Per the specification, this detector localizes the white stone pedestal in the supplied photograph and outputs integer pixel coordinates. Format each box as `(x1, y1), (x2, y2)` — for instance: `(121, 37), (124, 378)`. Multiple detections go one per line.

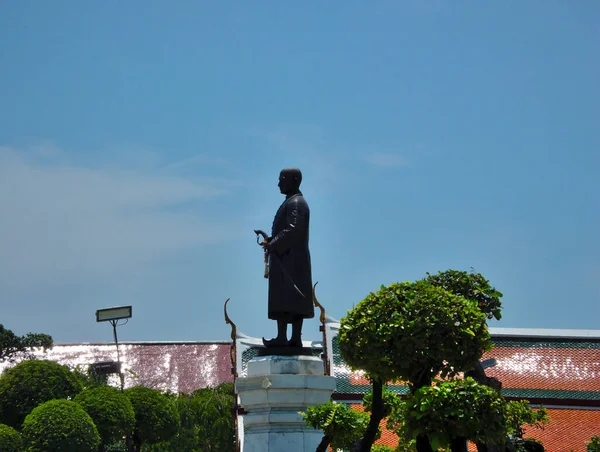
(235, 354), (337, 452)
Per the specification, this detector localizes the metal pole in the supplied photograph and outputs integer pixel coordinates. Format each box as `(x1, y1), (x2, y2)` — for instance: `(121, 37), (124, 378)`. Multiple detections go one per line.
(111, 320), (121, 363)
(111, 320), (124, 391)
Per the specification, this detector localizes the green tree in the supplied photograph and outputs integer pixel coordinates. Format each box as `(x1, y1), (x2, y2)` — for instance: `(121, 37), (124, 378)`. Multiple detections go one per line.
(0, 423), (22, 452)
(146, 382), (237, 452)
(402, 378), (506, 450)
(0, 324), (52, 363)
(301, 400), (370, 451)
(21, 399), (100, 452)
(74, 385), (136, 451)
(424, 269), (503, 321)
(125, 386), (180, 452)
(505, 400), (549, 439)
(339, 279), (491, 452)
(587, 436), (600, 452)
(0, 359), (83, 429)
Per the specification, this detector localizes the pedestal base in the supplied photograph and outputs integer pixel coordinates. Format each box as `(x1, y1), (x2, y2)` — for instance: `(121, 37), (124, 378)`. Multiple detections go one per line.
(235, 355), (336, 452)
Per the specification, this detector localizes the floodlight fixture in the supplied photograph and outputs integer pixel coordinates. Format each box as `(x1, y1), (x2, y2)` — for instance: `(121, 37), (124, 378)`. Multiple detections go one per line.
(95, 305), (132, 390)
(481, 358), (498, 369)
(90, 361), (121, 376)
(96, 306), (132, 323)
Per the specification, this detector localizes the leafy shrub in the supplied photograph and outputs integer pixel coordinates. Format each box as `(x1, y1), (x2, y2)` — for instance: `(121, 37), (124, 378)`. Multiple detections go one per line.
(339, 280), (491, 386)
(21, 399), (100, 452)
(587, 435), (600, 452)
(74, 385), (135, 449)
(0, 423), (22, 452)
(0, 359), (83, 428)
(403, 377), (507, 449)
(301, 400), (370, 450)
(363, 386), (404, 419)
(145, 382), (237, 452)
(371, 445), (394, 452)
(125, 386), (180, 450)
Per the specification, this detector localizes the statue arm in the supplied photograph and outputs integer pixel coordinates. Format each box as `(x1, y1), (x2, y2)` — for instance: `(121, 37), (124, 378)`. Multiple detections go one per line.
(267, 198), (306, 254)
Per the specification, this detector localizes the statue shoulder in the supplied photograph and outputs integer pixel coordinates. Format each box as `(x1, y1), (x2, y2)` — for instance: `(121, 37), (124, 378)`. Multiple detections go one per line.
(287, 194), (309, 210)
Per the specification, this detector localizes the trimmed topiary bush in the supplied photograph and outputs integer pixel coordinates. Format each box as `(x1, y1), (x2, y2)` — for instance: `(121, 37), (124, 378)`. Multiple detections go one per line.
(0, 359), (83, 429)
(340, 280), (491, 387)
(74, 385), (135, 451)
(0, 423), (22, 452)
(403, 377), (507, 449)
(424, 269), (503, 321)
(22, 399), (100, 452)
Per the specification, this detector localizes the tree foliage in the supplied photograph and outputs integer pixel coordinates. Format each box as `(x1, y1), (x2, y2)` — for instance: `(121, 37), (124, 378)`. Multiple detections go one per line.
(505, 400), (549, 439)
(337, 270), (514, 452)
(402, 377), (507, 449)
(186, 382), (236, 451)
(587, 436), (600, 452)
(424, 269), (503, 321)
(125, 386), (180, 451)
(301, 400), (370, 451)
(362, 386), (404, 420)
(339, 280), (491, 387)
(0, 324), (53, 363)
(371, 446), (395, 452)
(74, 385), (135, 450)
(21, 399), (100, 452)
(0, 359), (83, 428)
(0, 423), (22, 452)
(146, 382), (237, 452)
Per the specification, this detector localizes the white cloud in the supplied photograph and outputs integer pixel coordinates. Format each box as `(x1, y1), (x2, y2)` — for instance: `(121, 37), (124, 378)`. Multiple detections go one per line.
(0, 146), (234, 288)
(364, 152), (408, 168)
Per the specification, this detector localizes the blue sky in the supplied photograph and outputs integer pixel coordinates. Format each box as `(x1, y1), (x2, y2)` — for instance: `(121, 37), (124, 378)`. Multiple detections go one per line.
(1, 1), (598, 344)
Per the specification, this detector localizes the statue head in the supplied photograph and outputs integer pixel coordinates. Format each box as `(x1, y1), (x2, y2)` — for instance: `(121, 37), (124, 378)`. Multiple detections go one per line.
(278, 167), (302, 195)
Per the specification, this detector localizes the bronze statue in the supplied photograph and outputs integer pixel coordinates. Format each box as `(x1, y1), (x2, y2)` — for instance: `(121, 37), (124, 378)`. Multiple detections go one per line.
(254, 168), (314, 348)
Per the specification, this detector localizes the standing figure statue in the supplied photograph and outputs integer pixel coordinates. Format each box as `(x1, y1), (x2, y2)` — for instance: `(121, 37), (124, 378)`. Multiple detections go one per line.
(254, 168), (314, 348)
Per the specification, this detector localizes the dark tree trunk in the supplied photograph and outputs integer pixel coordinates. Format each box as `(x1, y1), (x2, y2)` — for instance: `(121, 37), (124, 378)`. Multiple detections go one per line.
(450, 437), (467, 452)
(316, 434), (331, 452)
(358, 378), (385, 452)
(125, 434), (134, 452)
(476, 442), (488, 452)
(349, 439), (361, 452)
(412, 373), (434, 452)
(416, 435), (434, 452)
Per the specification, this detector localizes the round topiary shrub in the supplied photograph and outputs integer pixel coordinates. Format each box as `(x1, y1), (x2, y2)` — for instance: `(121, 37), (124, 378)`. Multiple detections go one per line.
(74, 385), (135, 451)
(339, 280), (491, 387)
(22, 399), (100, 452)
(403, 377), (506, 449)
(0, 423), (22, 452)
(0, 359), (83, 428)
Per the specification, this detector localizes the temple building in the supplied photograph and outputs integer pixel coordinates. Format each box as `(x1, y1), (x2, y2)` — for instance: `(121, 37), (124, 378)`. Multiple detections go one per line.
(2, 319), (599, 451)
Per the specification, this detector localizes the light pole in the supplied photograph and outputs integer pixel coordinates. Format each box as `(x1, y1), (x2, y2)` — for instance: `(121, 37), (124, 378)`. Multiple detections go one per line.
(95, 305), (132, 390)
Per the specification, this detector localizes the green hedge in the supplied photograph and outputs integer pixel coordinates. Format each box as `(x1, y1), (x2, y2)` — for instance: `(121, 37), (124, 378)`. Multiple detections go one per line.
(22, 399), (100, 452)
(0, 359), (83, 428)
(0, 423), (22, 452)
(74, 385), (135, 447)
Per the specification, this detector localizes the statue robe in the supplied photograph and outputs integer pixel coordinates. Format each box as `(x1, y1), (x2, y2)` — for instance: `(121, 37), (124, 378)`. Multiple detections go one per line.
(267, 191), (314, 321)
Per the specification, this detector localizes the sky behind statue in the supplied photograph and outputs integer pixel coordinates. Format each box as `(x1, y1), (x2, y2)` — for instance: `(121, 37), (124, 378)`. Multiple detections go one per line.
(0, 1), (598, 343)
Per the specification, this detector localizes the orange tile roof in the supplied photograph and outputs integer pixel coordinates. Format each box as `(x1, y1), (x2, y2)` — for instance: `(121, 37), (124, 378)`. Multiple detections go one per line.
(350, 404), (600, 452)
(483, 347), (600, 392)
